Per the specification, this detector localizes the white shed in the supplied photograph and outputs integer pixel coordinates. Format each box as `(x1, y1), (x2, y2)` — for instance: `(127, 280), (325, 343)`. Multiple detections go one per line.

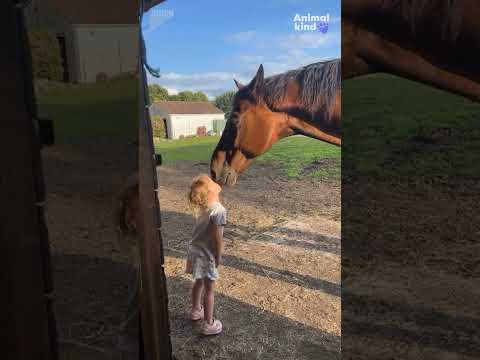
(151, 101), (226, 140)
(25, 0), (138, 83)
(73, 25), (138, 83)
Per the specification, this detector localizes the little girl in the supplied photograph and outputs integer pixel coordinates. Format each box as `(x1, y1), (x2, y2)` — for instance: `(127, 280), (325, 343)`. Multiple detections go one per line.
(186, 174), (226, 335)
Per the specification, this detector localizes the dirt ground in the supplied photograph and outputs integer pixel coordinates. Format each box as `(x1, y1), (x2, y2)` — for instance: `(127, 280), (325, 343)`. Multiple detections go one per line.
(42, 141), (140, 360)
(42, 142), (341, 360)
(158, 162), (341, 359)
(42, 140), (477, 360)
(342, 177), (480, 360)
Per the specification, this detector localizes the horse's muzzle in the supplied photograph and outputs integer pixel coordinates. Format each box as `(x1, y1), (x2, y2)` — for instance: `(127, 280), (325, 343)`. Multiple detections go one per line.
(211, 163), (237, 187)
(222, 167), (238, 187)
(211, 149), (240, 186)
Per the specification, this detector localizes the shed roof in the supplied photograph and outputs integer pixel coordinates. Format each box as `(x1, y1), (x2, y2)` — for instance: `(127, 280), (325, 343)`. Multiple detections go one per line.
(153, 101), (224, 115)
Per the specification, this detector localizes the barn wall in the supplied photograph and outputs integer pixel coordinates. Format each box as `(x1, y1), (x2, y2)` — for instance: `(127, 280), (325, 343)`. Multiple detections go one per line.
(24, 0), (69, 33)
(169, 114), (225, 139)
(5, 4), (57, 358)
(73, 25), (138, 83)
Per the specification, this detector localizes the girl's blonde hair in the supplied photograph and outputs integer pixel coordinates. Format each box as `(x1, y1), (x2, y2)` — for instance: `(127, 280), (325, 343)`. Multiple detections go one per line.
(188, 174), (210, 215)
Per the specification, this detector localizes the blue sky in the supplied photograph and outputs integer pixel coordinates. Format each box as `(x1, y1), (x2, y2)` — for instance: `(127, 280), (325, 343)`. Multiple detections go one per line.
(143, 0), (340, 99)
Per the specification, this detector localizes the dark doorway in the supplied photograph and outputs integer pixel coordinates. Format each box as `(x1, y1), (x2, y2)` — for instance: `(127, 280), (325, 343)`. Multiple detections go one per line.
(163, 118), (168, 139)
(56, 34), (69, 82)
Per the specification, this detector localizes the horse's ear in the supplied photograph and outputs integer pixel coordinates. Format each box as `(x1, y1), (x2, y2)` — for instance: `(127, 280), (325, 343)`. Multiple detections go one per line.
(248, 64), (265, 101)
(234, 79), (245, 90)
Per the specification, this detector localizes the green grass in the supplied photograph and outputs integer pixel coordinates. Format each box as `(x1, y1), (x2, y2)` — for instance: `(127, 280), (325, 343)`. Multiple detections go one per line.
(155, 136), (220, 164)
(257, 136), (340, 178)
(343, 74), (480, 179)
(36, 75), (138, 143)
(155, 135), (341, 179)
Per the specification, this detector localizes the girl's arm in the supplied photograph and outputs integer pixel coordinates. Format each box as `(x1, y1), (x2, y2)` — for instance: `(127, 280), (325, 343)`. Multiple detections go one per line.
(211, 224), (224, 267)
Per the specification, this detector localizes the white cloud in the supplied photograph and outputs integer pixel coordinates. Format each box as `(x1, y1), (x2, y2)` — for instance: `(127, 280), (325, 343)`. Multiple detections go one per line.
(225, 30), (257, 42)
(164, 86), (178, 95)
(236, 55), (265, 64)
(233, 30), (339, 76)
(149, 71), (241, 99)
(280, 31), (340, 49)
(235, 38), (337, 79)
(160, 72), (236, 82)
(258, 50), (333, 77)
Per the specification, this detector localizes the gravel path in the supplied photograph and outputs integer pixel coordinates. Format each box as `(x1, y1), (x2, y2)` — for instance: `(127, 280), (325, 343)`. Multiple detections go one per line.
(43, 142), (341, 360)
(157, 162), (341, 360)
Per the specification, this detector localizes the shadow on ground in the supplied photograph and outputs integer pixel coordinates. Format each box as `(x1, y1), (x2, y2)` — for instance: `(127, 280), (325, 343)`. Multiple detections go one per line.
(161, 210), (340, 256)
(52, 252), (138, 360)
(343, 292), (480, 358)
(166, 275), (340, 360)
(166, 249), (340, 297)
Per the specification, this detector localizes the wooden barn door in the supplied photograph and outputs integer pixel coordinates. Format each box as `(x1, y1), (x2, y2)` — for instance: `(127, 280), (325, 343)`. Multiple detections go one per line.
(2, 2), (58, 359)
(138, 0), (173, 356)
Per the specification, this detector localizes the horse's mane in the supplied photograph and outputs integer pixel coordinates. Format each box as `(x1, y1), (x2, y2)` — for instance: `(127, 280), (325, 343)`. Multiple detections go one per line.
(264, 59), (340, 113)
(381, 0), (464, 41)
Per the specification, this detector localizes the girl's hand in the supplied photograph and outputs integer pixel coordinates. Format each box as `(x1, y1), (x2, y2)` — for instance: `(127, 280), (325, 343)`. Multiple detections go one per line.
(215, 255), (221, 267)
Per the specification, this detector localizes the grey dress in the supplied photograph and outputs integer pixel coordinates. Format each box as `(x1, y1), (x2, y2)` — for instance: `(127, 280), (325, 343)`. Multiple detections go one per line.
(186, 202), (227, 280)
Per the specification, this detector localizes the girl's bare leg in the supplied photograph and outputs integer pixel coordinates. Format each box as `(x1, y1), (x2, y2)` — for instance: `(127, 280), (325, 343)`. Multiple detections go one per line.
(192, 278), (204, 310)
(203, 278), (215, 324)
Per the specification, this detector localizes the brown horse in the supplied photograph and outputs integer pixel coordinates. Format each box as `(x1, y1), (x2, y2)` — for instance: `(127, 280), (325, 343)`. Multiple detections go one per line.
(342, 0), (480, 101)
(210, 60), (341, 186)
(211, 1), (480, 186)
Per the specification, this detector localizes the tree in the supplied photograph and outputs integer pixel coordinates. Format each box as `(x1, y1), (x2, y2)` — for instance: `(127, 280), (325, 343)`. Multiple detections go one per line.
(148, 84), (169, 103)
(192, 91), (209, 101)
(169, 90), (209, 101)
(214, 91), (235, 119)
(29, 29), (64, 81)
(148, 86), (210, 102)
(173, 90), (194, 101)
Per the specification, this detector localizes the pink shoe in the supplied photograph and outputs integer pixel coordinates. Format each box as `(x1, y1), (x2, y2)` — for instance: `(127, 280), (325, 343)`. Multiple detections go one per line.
(201, 319), (222, 335)
(190, 306), (204, 321)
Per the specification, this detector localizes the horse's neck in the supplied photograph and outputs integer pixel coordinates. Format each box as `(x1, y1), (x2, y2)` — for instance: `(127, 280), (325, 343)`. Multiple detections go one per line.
(286, 114), (341, 146)
(270, 102), (340, 134)
(270, 110), (341, 146)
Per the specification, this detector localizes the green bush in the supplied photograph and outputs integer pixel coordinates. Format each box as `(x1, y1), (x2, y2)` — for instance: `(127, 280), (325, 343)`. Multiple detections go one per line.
(28, 29), (63, 81)
(152, 115), (167, 138)
(214, 91), (235, 119)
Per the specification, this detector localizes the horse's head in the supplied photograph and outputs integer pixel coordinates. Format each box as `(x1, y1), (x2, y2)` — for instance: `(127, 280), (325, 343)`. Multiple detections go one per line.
(211, 65), (290, 186)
